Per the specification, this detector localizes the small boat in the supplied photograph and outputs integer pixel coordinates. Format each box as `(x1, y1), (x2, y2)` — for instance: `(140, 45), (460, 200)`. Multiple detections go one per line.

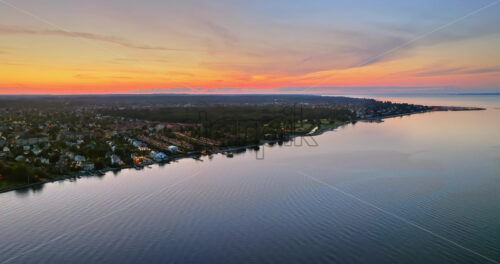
(227, 152), (234, 158)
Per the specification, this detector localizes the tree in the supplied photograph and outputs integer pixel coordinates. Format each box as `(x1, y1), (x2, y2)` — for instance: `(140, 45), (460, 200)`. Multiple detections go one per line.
(12, 164), (33, 183)
(94, 158), (106, 170)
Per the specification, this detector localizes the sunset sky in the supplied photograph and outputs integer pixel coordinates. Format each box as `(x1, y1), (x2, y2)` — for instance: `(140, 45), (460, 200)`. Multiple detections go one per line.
(0, 0), (499, 94)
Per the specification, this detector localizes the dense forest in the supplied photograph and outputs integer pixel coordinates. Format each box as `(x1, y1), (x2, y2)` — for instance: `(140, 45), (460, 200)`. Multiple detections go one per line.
(102, 106), (355, 124)
(103, 106), (356, 146)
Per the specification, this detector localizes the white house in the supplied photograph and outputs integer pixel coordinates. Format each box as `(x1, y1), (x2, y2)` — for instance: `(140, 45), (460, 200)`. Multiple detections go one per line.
(81, 162), (95, 171)
(74, 155), (86, 164)
(110, 154), (122, 165)
(168, 145), (179, 153)
(150, 151), (167, 162)
(32, 147), (43, 156)
(132, 140), (141, 147)
(138, 143), (148, 151)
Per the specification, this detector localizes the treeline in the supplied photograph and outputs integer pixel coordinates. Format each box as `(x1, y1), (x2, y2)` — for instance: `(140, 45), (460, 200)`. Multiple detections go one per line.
(107, 106), (356, 147)
(102, 106), (356, 124)
(0, 162), (51, 184)
(0, 95), (375, 109)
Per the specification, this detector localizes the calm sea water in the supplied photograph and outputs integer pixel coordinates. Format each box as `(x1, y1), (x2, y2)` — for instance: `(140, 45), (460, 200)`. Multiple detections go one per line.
(1, 95), (499, 264)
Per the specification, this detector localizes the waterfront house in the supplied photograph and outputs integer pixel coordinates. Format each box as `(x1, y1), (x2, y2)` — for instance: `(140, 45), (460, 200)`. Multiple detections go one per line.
(81, 162), (95, 171)
(110, 154), (122, 165)
(150, 151), (167, 162)
(132, 156), (143, 165)
(168, 145), (179, 153)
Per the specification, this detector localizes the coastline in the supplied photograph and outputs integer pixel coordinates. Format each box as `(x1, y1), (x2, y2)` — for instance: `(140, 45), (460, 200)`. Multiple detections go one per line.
(0, 106), (484, 194)
(0, 128), (337, 194)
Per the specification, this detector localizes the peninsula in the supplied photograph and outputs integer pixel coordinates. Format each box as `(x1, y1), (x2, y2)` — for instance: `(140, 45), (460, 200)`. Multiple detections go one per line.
(0, 95), (483, 192)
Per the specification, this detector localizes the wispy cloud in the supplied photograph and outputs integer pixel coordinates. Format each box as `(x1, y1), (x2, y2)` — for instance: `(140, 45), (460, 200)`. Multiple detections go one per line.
(0, 25), (179, 51)
(74, 74), (134, 80)
(198, 25), (415, 76)
(202, 21), (239, 45)
(415, 66), (500, 76)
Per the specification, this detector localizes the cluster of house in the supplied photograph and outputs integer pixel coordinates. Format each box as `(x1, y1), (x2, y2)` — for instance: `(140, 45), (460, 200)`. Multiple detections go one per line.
(0, 116), (184, 173)
(0, 133), (119, 172)
(50, 152), (96, 171)
(128, 139), (179, 165)
(0, 134), (51, 165)
(131, 150), (168, 165)
(126, 137), (150, 152)
(14, 135), (49, 147)
(148, 151), (168, 162)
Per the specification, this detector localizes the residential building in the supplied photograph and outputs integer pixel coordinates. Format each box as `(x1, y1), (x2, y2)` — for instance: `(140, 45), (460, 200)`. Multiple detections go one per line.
(15, 135), (49, 146)
(110, 154), (122, 165)
(81, 162), (95, 171)
(168, 145), (179, 153)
